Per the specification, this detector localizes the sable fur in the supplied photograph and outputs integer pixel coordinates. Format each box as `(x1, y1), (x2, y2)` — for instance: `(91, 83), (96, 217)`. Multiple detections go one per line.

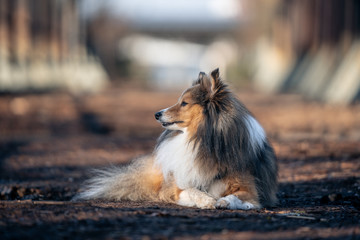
(73, 156), (181, 203)
(74, 68), (278, 209)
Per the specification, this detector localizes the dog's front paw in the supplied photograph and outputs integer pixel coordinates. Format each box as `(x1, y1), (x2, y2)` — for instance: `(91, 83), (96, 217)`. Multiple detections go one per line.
(178, 188), (216, 209)
(197, 196), (216, 209)
(215, 195), (257, 210)
(215, 198), (230, 209)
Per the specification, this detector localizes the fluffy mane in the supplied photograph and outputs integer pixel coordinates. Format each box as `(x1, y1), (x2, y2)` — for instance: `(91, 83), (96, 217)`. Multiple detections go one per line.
(191, 69), (252, 176)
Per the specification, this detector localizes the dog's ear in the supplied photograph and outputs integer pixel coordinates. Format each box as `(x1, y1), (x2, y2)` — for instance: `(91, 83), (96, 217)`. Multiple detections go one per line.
(198, 72), (206, 82)
(210, 68), (220, 93)
(198, 72), (212, 94)
(194, 71), (211, 90)
(193, 72), (206, 86)
(194, 69), (221, 97)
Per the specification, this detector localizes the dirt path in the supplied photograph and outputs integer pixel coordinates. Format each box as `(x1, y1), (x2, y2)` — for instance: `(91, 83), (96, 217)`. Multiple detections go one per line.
(0, 86), (359, 239)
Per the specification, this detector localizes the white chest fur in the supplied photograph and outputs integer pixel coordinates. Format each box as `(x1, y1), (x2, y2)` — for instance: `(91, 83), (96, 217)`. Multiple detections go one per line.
(155, 131), (208, 189)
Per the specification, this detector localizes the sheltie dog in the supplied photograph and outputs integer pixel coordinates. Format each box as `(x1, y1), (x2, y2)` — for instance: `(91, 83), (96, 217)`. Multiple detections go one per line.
(74, 68), (278, 210)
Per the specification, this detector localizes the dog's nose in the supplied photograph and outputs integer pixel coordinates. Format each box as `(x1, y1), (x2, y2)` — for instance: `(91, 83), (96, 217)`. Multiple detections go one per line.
(155, 111), (162, 120)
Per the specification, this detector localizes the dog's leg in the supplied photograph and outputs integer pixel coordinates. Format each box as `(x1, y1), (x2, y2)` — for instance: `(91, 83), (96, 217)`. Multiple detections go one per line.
(177, 188), (216, 209)
(215, 175), (261, 210)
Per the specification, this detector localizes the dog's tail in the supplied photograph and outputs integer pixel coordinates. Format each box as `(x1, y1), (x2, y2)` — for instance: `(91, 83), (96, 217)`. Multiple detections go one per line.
(254, 141), (278, 207)
(73, 155), (163, 201)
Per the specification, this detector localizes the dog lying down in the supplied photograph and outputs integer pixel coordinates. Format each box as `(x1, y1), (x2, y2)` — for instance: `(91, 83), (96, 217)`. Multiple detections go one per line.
(74, 68), (278, 210)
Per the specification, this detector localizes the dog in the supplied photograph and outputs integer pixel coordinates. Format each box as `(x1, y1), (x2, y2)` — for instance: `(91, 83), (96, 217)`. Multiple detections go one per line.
(74, 68), (278, 210)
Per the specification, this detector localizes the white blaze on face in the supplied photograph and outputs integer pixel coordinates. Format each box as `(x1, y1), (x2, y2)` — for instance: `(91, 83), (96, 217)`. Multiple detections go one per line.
(157, 108), (184, 131)
(158, 108), (169, 121)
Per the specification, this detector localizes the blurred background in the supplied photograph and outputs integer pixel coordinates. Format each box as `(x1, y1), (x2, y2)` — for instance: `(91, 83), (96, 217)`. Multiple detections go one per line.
(0, 2), (360, 236)
(1, 0), (359, 104)
(0, 1), (360, 225)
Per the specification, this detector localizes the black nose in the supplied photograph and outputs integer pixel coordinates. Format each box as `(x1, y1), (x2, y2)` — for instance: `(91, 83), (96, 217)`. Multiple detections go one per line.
(155, 111), (162, 120)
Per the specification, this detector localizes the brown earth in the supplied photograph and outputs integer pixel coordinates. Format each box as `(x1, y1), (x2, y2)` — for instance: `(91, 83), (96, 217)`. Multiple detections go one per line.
(0, 85), (359, 239)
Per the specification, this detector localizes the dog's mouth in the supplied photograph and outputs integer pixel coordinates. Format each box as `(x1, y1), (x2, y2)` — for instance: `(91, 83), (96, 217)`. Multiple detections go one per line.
(161, 121), (183, 127)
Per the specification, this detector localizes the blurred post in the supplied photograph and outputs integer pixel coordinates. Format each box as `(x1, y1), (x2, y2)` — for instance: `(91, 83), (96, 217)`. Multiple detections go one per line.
(0, 0), (107, 93)
(253, 0), (360, 104)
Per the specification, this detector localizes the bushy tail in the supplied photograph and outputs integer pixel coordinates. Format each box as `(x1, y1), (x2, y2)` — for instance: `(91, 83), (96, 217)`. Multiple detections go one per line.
(73, 156), (160, 201)
(255, 141), (278, 207)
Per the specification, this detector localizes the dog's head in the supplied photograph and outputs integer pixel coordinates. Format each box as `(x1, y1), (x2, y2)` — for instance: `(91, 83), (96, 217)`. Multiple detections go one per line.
(155, 68), (226, 133)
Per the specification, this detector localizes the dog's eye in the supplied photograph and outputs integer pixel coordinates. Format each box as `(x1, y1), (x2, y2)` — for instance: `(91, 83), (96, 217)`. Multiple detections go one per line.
(180, 101), (188, 107)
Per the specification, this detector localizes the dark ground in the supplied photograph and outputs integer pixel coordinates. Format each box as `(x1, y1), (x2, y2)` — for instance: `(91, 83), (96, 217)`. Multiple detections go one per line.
(0, 85), (359, 239)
